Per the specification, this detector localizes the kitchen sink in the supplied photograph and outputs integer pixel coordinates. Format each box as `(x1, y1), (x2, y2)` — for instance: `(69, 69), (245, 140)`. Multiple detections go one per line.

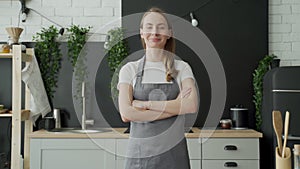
(50, 128), (111, 133)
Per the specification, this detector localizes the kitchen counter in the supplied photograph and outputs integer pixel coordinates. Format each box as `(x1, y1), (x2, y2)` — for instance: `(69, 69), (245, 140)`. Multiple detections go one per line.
(29, 127), (262, 139)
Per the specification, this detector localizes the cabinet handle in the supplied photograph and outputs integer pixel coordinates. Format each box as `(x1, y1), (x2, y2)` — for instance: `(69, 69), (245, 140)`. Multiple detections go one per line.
(224, 145), (237, 151)
(224, 162), (238, 167)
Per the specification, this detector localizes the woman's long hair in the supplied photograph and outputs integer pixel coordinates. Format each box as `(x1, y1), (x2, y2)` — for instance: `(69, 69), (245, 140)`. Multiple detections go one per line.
(140, 7), (178, 82)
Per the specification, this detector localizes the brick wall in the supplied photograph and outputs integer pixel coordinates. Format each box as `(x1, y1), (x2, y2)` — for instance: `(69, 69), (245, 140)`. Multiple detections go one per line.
(269, 0), (300, 66)
(0, 0), (121, 42)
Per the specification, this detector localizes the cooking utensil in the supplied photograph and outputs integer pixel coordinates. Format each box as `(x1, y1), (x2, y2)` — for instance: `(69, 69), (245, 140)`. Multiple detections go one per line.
(282, 111), (290, 158)
(273, 110), (283, 156)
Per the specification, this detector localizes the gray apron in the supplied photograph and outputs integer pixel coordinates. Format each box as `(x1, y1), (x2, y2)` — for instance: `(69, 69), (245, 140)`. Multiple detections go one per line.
(125, 56), (190, 169)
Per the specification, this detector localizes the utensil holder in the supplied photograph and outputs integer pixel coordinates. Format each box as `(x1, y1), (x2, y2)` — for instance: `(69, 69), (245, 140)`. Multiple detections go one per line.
(276, 147), (291, 169)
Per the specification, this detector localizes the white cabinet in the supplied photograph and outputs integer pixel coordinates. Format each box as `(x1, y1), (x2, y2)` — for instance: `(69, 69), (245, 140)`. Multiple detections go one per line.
(30, 138), (116, 169)
(202, 138), (260, 169)
(30, 132), (261, 169)
(187, 138), (202, 169)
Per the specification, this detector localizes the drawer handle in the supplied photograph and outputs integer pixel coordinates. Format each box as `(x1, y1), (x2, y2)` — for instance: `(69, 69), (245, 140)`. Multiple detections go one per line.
(224, 145), (237, 151)
(224, 162), (238, 167)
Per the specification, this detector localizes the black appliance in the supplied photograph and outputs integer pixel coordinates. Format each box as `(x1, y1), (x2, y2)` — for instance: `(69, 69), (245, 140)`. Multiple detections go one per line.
(261, 66), (300, 169)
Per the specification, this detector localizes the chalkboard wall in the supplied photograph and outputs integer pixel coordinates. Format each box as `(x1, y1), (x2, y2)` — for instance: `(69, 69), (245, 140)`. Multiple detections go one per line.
(0, 0), (268, 161)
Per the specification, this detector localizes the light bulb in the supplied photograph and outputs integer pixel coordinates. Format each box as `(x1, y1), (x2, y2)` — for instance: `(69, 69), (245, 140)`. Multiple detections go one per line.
(190, 12), (198, 27)
(21, 12), (27, 22)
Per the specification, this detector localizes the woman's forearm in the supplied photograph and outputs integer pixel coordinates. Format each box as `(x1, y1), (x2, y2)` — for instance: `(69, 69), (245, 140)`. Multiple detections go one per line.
(149, 97), (197, 115)
(121, 105), (175, 122)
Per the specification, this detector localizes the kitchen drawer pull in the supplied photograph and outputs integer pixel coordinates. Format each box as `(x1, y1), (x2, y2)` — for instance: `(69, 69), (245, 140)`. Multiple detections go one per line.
(224, 162), (238, 167)
(224, 145), (237, 151)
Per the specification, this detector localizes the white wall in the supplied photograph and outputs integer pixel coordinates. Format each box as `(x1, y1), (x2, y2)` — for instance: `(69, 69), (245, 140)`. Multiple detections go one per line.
(269, 0), (300, 66)
(0, 0), (121, 42)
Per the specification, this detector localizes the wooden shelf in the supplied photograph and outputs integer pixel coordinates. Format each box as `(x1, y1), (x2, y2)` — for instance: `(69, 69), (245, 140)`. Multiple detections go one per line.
(0, 114), (12, 117)
(0, 52), (32, 62)
(0, 110), (30, 120)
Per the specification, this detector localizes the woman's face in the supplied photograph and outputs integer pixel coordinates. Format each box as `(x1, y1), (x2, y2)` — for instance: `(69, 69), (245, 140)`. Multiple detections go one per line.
(140, 12), (171, 49)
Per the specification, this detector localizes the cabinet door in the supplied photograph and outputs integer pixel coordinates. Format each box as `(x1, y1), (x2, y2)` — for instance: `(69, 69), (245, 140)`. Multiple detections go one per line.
(187, 138), (202, 159)
(30, 138), (116, 169)
(116, 139), (128, 169)
(202, 138), (259, 159)
(202, 160), (259, 169)
(190, 160), (201, 169)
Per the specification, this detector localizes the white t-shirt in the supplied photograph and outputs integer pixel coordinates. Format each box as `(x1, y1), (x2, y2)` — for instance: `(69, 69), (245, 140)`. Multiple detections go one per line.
(118, 58), (195, 90)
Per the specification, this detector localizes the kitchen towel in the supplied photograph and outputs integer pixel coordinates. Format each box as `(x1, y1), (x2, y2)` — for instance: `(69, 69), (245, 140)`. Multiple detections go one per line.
(21, 52), (51, 124)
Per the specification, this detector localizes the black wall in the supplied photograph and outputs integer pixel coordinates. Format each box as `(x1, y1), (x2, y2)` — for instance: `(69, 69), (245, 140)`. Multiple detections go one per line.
(122, 0), (268, 127)
(0, 0), (268, 161)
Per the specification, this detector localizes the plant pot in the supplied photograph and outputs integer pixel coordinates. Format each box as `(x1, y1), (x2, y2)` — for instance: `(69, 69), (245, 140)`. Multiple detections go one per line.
(271, 59), (280, 69)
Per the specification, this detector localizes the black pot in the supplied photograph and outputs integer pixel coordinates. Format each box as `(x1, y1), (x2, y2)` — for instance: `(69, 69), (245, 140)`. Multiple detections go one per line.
(230, 105), (248, 129)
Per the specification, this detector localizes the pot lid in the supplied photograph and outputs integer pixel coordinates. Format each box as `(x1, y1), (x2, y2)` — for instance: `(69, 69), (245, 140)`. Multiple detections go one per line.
(230, 104), (248, 111)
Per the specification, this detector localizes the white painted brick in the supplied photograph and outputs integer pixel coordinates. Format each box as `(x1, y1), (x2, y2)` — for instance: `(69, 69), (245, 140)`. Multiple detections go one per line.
(280, 60), (292, 66)
(292, 24), (300, 32)
(84, 7), (113, 16)
(27, 0), (42, 8)
(102, 0), (120, 8)
(0, 17), (12, 25)
(269, 33), (282, 42)
(291, 60), (300, 66)
(0, 8), (20, 16)
(12, 15), (42, 26)
(25, 25), (43, 35)
(282, 33), (300, 41)
(292, 42), (300, 51)
(42, 17), (72, 27)
(282, 14), (300, 23)
(11, 1), (21, 8)
(73, 16), (119, 26)
(114, 8), (121, 17)
(281, 51), (300, 59)
(269, 15), (282, 23)
(282, 0), (300, 4)
(21, 34), (36, 42)
(292, 5), (300, 13)
(269, 5), (291, 14)
(270, 42), (292, 51)
(0, 35), (8, 41)
(270, 24), (292, 33)
(30, 8), (55, 17)
(269, 51), (283, 57)
(55, 8), (83, 16)
(0, 1), (11, 7)
(42, 0), (71, 7)
(269, 0), (282, 5)
(72, 0), (100, 7)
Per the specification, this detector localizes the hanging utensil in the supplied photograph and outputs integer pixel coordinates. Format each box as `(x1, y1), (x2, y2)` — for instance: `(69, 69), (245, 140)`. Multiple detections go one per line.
(282, 111), (290, 158)
(273, 110), (283, 156)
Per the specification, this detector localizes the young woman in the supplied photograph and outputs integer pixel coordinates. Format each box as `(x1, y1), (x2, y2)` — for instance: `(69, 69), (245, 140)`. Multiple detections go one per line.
(118, 7), (198, 169)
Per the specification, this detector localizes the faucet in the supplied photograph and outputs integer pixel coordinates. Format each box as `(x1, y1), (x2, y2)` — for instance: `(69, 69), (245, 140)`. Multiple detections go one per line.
(82, 82), (94, 130)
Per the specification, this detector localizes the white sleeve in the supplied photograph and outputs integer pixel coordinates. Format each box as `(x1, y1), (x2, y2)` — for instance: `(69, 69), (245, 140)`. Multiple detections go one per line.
(180, 62), (195, 82)
(117, 63), (134, 89)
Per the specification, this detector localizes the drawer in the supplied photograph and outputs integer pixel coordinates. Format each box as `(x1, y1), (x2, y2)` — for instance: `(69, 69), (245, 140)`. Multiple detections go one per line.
(116, 139), (128, 157)
(202, 160), (259, 169)
(187, 138), (202, 159)
(202, 138), (259, 159)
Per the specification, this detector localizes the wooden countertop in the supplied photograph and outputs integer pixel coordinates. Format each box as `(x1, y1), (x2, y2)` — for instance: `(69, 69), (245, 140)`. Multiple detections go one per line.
(29, 128), (262, 139)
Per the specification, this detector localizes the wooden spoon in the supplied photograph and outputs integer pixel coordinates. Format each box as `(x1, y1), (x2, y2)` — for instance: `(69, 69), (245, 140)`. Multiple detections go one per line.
(273, 110), (283, 157)
(282, 111), (290, 158)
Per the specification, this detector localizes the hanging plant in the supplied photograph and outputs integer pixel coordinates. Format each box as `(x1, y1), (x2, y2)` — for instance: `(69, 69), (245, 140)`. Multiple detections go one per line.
(67, 25), (91, 67)
(67, 25), (91, 100)
(33, 25), (62, 100)
(105, 27), (129, 100)
(253, 54), (277, 131)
